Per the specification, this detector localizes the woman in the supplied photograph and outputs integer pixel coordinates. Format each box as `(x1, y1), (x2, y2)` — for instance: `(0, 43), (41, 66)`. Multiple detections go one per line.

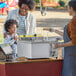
(57, 1), (76, 76)
(44, 1), (76, 76)
(4, 0), (36, 35)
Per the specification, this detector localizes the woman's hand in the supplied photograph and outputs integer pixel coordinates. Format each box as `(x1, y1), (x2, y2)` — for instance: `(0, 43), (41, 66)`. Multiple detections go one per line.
(43, 28), (53, 32)
(54, 43), (60, 49)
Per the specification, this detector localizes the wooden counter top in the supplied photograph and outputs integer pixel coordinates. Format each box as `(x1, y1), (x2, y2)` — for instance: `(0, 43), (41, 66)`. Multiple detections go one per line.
(0, 58), (63, 64)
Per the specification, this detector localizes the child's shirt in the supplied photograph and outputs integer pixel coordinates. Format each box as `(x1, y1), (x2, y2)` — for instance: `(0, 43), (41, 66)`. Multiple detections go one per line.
(4, 33), (18, 58)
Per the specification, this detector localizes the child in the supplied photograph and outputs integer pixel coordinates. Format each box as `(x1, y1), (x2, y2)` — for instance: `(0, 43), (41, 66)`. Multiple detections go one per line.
(4, 19), (18, 59)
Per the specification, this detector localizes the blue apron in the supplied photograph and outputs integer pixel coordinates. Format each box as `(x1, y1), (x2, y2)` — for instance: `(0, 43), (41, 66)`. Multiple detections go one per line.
(62, 25), (76, 76)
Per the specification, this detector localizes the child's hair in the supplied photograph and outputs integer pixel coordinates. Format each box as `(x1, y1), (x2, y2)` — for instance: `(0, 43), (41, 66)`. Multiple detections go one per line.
(4, 19), (18, 32)
(68, 0), (76, 11)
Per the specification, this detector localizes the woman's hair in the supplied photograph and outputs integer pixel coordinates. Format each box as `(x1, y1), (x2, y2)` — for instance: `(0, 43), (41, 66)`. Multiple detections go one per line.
(68, 0), (76, 11)
(4, 19), (18, 32)
(18, 0), (35, 10)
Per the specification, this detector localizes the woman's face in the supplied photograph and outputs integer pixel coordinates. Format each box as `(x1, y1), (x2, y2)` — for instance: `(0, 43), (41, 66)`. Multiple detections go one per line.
(19, 4), (29, 16)
(68, 6), (73, 16)
(8, 24), (17, 34)
(68, 6), (75, 16)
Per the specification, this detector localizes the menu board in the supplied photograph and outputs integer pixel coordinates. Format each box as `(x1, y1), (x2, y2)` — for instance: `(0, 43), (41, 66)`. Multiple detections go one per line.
(0, 44), (13, 55)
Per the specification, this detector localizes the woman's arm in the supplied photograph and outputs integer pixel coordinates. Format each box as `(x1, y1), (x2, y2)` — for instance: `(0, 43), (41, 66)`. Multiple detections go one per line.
(6, 10), (14, 20)
(55, 29), (63, 36)
(30, 14), (36, 35)
(32, 15), (36, 34)
(55, 41), (74, 48)
(43, 28), (63, 36)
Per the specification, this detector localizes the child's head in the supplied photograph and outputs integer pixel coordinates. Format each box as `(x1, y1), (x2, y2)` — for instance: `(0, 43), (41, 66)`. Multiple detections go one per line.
(5, 19), (18, 34)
